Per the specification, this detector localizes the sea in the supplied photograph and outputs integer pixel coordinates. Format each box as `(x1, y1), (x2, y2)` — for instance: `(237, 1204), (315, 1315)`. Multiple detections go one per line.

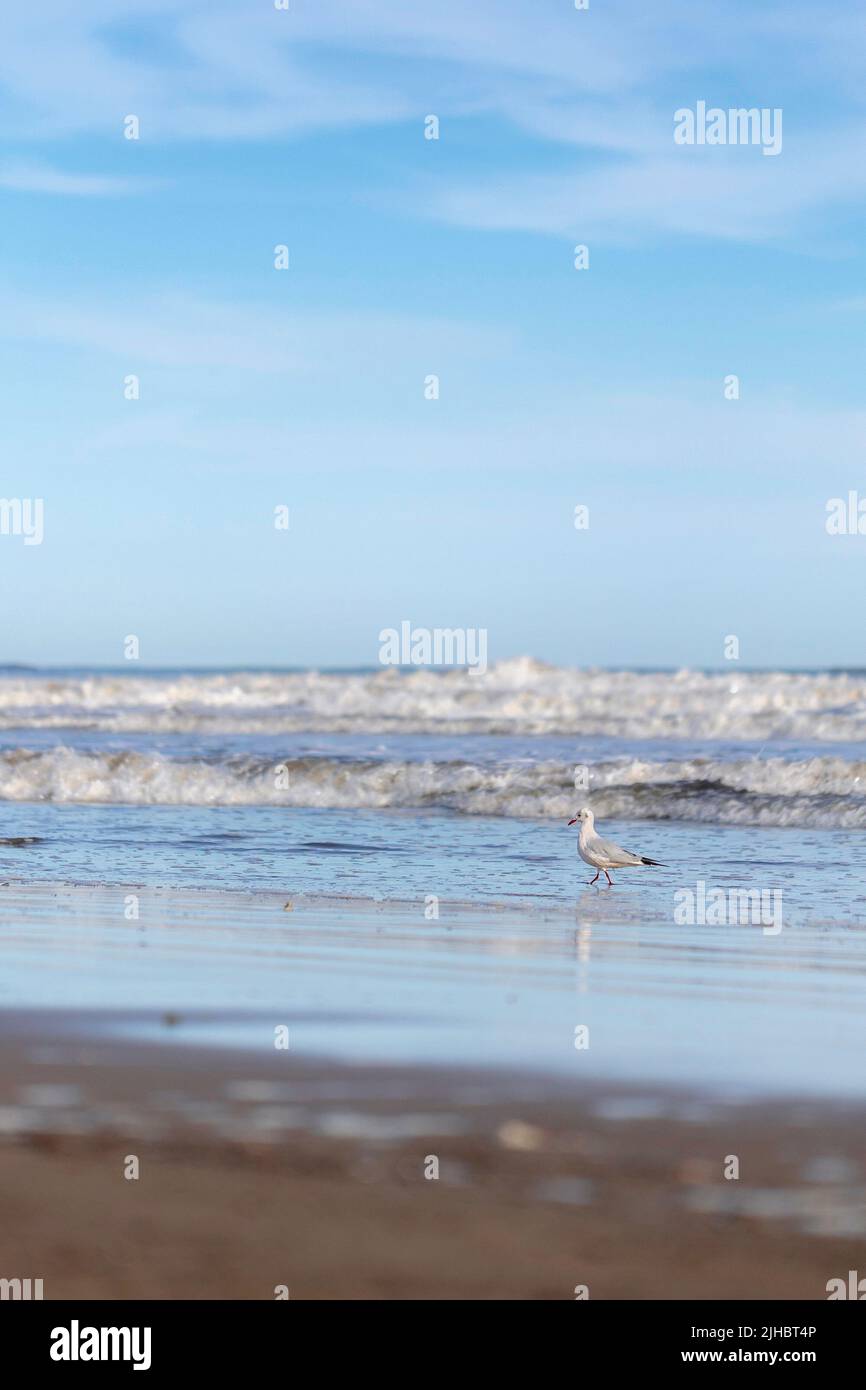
(1, 660), (865, 1100)
(2, 660), (866, 882)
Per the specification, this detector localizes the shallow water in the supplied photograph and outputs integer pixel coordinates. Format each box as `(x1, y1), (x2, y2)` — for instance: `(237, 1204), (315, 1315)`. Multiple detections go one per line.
(1, 819), (866, 1101)
(3, 801), (866, 913)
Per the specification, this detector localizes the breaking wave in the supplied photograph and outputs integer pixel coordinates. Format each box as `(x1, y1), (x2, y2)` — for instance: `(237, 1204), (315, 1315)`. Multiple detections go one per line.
(2, 747), (865, 827)
(2, 660), (866, 740)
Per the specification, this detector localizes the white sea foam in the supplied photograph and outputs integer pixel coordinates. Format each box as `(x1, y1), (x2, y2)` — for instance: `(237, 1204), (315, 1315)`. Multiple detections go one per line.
(1, 747), (864, 826)
(2, 660), (866, 740)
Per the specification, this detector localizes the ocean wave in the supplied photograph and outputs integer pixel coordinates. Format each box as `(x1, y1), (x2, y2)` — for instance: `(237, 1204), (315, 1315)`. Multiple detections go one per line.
(1, 747), (864, 827)
(1, 661), (866, 741)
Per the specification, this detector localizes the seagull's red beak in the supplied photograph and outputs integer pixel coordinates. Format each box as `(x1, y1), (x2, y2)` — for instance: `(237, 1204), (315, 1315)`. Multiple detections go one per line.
(567, 817), (578, 825)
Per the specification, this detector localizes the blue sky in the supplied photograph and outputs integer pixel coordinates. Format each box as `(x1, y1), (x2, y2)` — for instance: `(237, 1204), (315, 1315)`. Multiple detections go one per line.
(1, 0), (865, 669)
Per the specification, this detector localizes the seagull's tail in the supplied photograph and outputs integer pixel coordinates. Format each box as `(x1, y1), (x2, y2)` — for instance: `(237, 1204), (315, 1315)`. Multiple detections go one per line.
(641, 857), (665, 866)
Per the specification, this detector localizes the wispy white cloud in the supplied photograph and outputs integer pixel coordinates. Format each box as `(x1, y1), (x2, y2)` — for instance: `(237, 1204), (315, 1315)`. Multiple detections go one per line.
(44, 383), (866, 495)
(1, 0), (864, 241)
(419, 120), (866, 246)
(0, 1), (856, 141)
(0, 160), (154, 195)
(0, 287), (515, 373)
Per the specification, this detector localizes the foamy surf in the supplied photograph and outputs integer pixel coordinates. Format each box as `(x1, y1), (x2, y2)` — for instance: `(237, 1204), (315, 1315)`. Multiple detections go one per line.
(1, 747), (864, 826)
(3, 661), (866, 740)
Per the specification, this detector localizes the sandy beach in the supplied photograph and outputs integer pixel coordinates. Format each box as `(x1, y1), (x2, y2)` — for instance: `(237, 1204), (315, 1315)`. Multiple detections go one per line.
(2, 884), (865, 1300)
(3, 1016), (865, 1300)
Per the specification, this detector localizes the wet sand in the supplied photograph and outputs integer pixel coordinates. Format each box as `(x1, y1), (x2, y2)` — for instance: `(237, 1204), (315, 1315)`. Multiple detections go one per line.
(1, 1013), (865, 1299)
(1, 883), (865, 1299)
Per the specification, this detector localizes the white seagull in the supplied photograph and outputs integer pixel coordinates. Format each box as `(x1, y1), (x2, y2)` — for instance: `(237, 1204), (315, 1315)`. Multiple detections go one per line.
(567, 807), (664, 885)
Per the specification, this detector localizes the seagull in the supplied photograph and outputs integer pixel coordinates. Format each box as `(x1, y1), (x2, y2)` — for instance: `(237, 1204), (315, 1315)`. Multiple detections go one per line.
(567, 807), (664, 885)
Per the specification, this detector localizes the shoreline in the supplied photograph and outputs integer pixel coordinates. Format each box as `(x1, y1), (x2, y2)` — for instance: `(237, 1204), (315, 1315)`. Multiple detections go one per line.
(2, 878), (865, 1098)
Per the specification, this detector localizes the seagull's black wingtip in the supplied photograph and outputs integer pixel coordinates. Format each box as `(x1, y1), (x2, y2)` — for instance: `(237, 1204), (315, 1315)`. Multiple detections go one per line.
(641, 857), (665, 866)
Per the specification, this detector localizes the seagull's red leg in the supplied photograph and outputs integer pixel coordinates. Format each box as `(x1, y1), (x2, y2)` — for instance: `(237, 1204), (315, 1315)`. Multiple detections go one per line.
(589, 871), (600, 884)
(604, 870), (613, 885)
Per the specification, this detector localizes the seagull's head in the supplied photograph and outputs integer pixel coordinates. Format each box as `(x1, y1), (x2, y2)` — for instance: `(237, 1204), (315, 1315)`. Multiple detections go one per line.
(568, 807), (593, 827)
